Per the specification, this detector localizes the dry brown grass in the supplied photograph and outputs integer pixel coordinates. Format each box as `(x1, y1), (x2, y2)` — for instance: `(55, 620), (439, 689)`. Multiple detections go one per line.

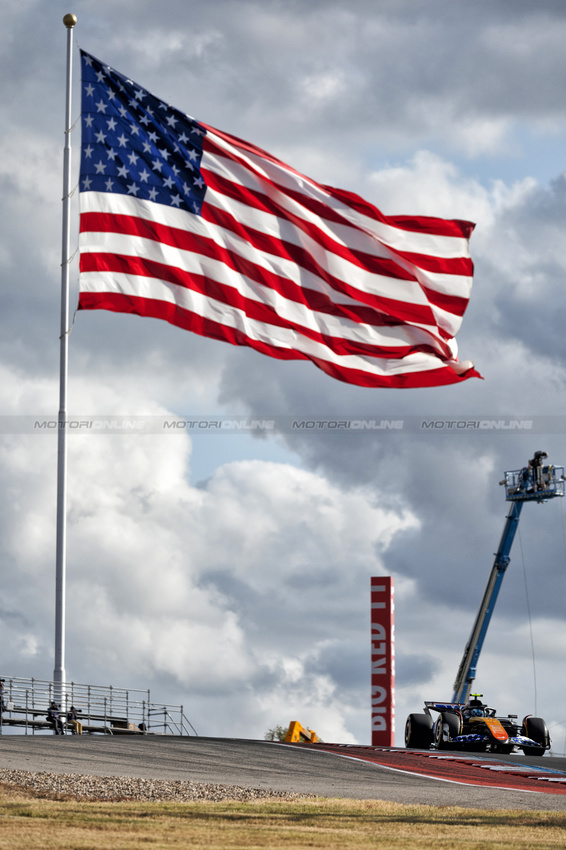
(1, 783), (566, 849)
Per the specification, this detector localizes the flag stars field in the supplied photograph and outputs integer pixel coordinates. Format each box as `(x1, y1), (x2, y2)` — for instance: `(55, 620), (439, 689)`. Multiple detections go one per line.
(80, 51), (206, 214)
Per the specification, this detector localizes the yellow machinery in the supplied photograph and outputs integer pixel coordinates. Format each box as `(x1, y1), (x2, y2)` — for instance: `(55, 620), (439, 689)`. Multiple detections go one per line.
(284, 721), (319, 743)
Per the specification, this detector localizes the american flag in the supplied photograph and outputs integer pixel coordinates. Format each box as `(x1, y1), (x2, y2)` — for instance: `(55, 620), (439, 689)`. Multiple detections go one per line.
(79, 50), (480, 388)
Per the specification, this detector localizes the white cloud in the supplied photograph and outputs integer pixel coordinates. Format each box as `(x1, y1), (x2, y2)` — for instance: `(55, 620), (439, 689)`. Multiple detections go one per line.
(368, 150), (536, 227)
(299, 70), (348, 104)
(0, 365), (420, 740)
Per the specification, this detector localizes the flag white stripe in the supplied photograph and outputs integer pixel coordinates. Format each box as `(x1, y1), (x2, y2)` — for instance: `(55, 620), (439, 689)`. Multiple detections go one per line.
(80, 230), (452, 355)
(206, 130), (472, 259)
(81, 191), (465, 340)
(203, 155), (474, 305)
(204, 186), (431, 301)
(204, 185), (470, 336)
(81, 192), (435, 311)
(80, 269), (455, 377)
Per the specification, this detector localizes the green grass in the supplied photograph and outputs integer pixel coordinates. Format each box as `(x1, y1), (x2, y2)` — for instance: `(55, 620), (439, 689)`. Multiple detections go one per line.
(1, 785), (566, 849)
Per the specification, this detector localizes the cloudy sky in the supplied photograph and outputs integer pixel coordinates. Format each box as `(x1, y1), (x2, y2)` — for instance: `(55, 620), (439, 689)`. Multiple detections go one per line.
(3, 0), (566, 749)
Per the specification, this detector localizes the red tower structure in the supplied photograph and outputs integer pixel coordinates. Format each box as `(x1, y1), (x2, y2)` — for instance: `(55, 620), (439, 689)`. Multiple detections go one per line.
(371, 577), (395, 746)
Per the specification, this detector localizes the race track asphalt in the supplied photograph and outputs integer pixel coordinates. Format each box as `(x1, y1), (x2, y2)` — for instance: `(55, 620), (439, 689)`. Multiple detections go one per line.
(1, 735), (565, 812)
(0, 735), (566, 811)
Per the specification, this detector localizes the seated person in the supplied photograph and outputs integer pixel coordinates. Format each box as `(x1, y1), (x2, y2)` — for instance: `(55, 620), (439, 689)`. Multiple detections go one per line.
(67, 706), (83, 735)
(47, 701), (65, 735)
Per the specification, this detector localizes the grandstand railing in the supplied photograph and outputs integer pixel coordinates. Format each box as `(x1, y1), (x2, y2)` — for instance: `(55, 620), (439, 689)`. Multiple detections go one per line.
(0, 675), (197, 736)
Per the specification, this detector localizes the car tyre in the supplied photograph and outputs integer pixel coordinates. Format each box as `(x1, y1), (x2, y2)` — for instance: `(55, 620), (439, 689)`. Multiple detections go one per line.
(522, 716), (550, 757)
(405, 713), (433, 749)
(434, 712), (460, 750)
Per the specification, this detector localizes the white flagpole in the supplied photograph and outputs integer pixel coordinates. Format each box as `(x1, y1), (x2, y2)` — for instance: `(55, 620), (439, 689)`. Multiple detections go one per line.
(54, 13), (77, 697)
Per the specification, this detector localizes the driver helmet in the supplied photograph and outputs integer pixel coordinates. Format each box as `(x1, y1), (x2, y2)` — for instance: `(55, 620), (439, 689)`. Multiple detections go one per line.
(470, 707), (485, 717)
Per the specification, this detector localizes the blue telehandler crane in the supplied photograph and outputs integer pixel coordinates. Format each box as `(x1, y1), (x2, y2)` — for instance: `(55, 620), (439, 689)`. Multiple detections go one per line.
(404, 452), (565, 754)
(452, 451), (565, 704)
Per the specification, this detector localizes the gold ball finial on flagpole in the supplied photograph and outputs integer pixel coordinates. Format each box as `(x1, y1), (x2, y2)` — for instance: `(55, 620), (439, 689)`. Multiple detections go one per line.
(63, 13), (77, 28)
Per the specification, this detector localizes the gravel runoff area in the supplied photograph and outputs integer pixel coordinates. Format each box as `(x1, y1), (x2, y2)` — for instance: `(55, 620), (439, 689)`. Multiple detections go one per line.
(0, 768), (313, 803)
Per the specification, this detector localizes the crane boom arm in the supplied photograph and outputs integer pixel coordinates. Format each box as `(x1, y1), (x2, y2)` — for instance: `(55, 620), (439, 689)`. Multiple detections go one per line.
(451, 500), (523, 704)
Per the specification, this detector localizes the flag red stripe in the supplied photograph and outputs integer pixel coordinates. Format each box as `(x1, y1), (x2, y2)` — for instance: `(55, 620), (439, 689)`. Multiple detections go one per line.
(322, 184), (476, 239)
(203, 165), (473, 280)
(203, 205), (442, 327)
(203, 127), (475, 240)
(80, 210), (440, 328)
(203, 202), (469, 322)
(78, 290), (473, 388)
(421, 285), (468, 318)
(80, 251), (453, 360)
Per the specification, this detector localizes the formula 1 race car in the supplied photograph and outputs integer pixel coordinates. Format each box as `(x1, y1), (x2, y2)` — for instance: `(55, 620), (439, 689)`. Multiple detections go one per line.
(405, 695), (551, 756)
